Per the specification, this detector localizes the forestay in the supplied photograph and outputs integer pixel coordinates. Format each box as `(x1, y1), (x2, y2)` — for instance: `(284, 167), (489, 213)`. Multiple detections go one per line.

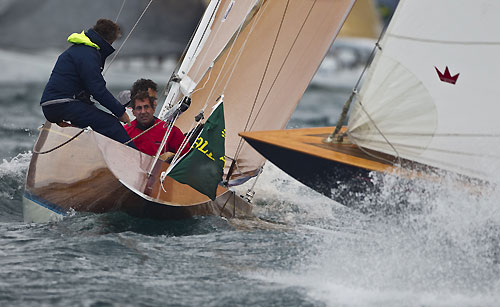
(347, 0), (500, 182)
(161, 0), (355, 183)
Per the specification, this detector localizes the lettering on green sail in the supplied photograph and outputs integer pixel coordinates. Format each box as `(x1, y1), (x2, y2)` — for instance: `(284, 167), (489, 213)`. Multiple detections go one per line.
(192, 127), (226, 169)
(219, 156), (225, 169)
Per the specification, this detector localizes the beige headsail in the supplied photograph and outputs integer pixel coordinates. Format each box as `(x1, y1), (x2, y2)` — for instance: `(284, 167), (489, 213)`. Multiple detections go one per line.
(163, 0), (356, 183)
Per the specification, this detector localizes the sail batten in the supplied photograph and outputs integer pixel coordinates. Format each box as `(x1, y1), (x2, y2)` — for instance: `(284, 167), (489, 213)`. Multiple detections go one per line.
(387, 34), (500, 46)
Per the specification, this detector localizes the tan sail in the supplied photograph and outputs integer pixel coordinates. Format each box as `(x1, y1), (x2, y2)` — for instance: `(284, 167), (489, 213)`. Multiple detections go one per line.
(23, 0), (357, 222)
(174, 0), (355, 181)
(338, 0), (381, 39)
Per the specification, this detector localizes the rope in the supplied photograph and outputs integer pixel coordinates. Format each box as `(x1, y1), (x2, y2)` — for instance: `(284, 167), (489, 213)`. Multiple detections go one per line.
(328, 11), (389, 141)
(347, 131), (400, 166)
(160, 1), (221, 113)
(326, 90), (356, 142)
(124, 119), (164, 145)
(103, 0), (154, 76)
(198, 0), (254, 114)
(352, 99), (402, 165)
(167, 118), (195, 166)
(148, 114), (178, 176)
(33, 129), (85, 155)
(201, 2), (267, 181)
(115, 0), (127, 22)
(190, 65), (213, 96)
(248, 0), (315, 131)
(219, 1), (266, 94)
(233, 0), (289, 162)
(219, 192), (233, 216)
(186, 0), (223, 90)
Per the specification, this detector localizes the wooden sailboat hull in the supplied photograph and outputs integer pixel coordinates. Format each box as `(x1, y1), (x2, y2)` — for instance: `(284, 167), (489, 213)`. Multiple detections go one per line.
(240, 127), (399, 205)
(24, 122), (252, 223)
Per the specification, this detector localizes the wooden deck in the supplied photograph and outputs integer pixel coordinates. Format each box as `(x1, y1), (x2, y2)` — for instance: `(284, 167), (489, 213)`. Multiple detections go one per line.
(240, 127), (398, 174)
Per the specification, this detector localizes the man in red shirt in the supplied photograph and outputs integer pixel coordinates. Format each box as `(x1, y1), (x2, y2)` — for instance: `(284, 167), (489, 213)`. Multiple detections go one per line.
(125, 91), (190, 157)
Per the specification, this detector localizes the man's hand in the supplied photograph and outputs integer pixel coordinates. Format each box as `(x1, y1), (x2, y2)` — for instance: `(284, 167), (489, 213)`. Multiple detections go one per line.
(119, 112), (131, 124)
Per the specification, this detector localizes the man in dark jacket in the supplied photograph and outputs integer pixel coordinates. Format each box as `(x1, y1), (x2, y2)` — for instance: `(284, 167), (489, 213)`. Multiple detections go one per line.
(40, 19), (135, 148)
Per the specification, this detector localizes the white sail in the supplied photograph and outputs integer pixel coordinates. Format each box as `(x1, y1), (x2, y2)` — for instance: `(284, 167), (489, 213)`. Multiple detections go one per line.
(348, 0), (500, 182)
(167, 0), (355, 182)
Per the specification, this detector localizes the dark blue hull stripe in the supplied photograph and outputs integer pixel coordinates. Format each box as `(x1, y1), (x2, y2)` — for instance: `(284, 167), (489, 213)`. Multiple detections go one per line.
(23, 191), (68, 216)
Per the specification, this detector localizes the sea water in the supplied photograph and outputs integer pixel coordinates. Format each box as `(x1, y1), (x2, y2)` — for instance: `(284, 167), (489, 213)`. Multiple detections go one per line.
(1, 81), (499, 307)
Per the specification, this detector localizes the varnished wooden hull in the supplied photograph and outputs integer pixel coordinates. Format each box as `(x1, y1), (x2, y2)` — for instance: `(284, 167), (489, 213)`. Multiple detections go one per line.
(24, 122), (252, 223)
(240, 127), (398, 206)
(241, 127), (488, 213)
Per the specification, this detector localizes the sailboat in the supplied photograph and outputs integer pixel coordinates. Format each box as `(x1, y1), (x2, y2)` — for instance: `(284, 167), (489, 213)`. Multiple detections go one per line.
(240, 0), (500, 206)
(23, 0), (357, 222)
(311, 0), (382, 89)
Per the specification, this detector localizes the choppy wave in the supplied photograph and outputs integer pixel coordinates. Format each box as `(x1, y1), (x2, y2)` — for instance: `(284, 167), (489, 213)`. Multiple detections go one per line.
(242, 166), (500, 307)
(0, 152), (31, 221)
(1, 82), (498, 306)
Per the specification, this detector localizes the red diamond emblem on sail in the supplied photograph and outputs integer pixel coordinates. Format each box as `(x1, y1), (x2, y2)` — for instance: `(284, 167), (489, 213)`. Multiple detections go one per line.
(435, 66), (459, 84)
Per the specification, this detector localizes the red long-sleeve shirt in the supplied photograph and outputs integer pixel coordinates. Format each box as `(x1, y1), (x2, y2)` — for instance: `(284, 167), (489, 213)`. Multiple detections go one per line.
(125, 118), (190, 156)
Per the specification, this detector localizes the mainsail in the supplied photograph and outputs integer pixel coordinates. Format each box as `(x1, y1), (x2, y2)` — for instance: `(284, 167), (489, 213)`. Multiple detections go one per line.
(347, 0), (500, 182)
(160, 0), (356, 183)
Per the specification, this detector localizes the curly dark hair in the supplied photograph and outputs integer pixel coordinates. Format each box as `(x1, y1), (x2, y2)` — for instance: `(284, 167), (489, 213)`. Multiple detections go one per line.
(92, 19), (121, 43)
(130, 91), (154, 109)
(131, 79), (158, 98)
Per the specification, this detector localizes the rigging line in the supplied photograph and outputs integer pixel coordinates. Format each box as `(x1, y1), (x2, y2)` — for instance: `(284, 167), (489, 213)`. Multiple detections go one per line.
(188, 0), (225, 89)
(218, 0), (267, 94)
(233, 0), (290, 161)
(350, 136), (500, 160)
(188, 0), (222, 73)
(123, 119), (164, 145)
(351, 132), (500, 138)
(33, 129), (85, 155)
(350, 133), (500, 181)
(190, 63), (214, 96)
(189, 0), (259, 98)
(103, 0), (154, 76)
(388, 34), (500, 46)
(248, 0), (316, 132)
(169, 120), (198, 166)
(329, 11), (390, 141)
(115, 0), (127, 22)
(347, 131), (400, 166)
(355, 99), (402, 165)
(351, 15), (389, 92)
(160, 4), (210, 111)
(148, 114), (178, 176)
(159, 1), (222, 114)
(331, 45), (399, 142)
(198, 0), (260, 113)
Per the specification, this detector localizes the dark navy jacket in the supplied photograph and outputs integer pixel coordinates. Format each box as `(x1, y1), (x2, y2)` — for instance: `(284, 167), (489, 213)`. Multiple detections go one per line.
(40, 29), (125, 118)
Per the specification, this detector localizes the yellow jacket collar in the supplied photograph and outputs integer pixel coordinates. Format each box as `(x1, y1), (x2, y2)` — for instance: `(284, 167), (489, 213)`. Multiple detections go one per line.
(67, 31), (100, 50)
